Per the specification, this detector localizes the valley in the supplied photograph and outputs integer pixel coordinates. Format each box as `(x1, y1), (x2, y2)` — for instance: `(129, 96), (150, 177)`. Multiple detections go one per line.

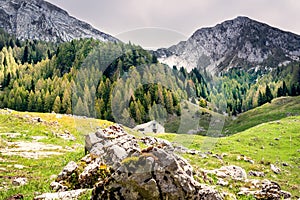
(0, 0), (299, 199)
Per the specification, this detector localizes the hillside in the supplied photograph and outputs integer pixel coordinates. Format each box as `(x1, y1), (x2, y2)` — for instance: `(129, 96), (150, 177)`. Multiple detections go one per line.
(0, 109), (116, 199)
(1, 109), (299, 199)
(155, 115), (300, 197)
(0, 0), (118, 42)
(224, 96), (300, 134)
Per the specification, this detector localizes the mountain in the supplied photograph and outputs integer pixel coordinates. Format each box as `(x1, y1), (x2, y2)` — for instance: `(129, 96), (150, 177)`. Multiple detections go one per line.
(0, 0), (118, 42)
(155, 16), (300, 74)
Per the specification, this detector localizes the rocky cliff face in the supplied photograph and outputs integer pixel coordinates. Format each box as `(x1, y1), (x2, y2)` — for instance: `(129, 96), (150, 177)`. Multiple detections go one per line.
(0, 0), (118, 42)
(155, 16), (300, 74)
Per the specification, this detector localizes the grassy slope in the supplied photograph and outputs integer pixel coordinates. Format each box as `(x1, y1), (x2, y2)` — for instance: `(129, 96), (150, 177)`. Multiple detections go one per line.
(0, 110), (113, 200)
(1, 96), (300, 198)
(165, 101), (225, 135)
(224, 96), (300, 135)
(155, 115), (300, 197)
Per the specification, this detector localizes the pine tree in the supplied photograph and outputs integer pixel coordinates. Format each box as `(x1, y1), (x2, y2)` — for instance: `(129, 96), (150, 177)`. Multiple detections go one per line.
(44, 90), (52, 113)
(22, 45), (29, 64)
(282, 81), (288, 96)
(277, 86), (283, 97)
(62, 89), (72, 114)
(265, 85), (273, 103)
(258, 91), (264, 106)
(53, 96), (61, 113)
(27, 91), (36, 111)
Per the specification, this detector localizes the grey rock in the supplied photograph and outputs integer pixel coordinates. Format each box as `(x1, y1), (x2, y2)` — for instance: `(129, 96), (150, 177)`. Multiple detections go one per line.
(270, 164), (281, 174)
(154, 16), (300, 74)
(0, 0), (119, 43)
(93, 146), (222, 200)
(238, 179), (291, 199)
(217, 179), (229, 186)
(34, 189), (90, 200)
(248, 170), (265, 177)
(12, 177), (27, 186)
(85, 124), (139, 166)
(85, 133), (102, 153)
(57, 161), (78, 181)
(50, 181), (68, 192)
(206, 165), (247, 181)
(78, 157), (104, 188)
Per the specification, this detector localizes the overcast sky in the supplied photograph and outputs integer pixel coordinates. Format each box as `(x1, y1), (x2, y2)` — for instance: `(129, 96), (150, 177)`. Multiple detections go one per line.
(47, 0), (300, 49)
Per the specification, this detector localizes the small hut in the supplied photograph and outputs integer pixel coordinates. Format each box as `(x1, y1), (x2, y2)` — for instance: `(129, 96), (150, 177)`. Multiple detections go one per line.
(133, 120), (165, 134)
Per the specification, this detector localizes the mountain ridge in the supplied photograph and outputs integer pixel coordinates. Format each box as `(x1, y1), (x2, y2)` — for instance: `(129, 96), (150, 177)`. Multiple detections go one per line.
(0, 0), (119, 42)
(155, 16), (300, 74)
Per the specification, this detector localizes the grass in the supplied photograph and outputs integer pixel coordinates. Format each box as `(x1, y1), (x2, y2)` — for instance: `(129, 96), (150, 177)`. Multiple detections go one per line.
(0, 110), (112, 200)
(164, 100), (225, 136)
(155, 115), (300, 197)
(1, 99), (300, 199)
(165, 96), (300, 136)
(224, 96), (300, 134)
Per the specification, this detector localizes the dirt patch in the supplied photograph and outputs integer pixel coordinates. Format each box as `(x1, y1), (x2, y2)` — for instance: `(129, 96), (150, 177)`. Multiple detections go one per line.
(0, 141), (67, 159)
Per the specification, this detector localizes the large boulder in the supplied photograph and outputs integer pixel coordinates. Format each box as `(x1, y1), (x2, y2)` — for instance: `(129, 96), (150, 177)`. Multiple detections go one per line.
(92, 146), (223, 200)
(49, 125), (222, 200)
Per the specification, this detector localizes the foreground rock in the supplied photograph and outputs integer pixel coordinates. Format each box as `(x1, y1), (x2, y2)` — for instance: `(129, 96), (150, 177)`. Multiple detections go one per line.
(93, 146), (222, 200)
(42, 124), (292, 200)
(49, 124), (222, 199)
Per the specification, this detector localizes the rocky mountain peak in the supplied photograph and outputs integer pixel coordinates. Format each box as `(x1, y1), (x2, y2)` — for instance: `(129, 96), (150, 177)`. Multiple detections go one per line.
(155, 16), (300, 74)
(0, 0), (119, 42)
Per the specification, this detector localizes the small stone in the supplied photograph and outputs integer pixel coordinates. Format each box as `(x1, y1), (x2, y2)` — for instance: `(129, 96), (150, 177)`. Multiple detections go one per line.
(248, 170), (265, 177)
(14, 164), (25, 169)
(34, 189), (90, 200)
(217, 179), (229, 186)
(6, 194), (24, 200)
(57, 161), (78, 181)
(50, 181), (68, 192)
(270, 164), (281, 174)
(282, 162), (289, 167)
(12, 177), (27, 186)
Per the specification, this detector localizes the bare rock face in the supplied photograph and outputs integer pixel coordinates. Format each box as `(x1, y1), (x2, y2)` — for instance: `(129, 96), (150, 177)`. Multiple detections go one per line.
(0, 0), (119, 42)
(155, 16), (300, 74)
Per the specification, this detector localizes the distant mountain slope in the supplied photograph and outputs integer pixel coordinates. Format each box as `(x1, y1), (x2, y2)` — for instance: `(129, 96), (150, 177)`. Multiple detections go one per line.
(155, 16), (300, 74)
(0, 0), (119, 42)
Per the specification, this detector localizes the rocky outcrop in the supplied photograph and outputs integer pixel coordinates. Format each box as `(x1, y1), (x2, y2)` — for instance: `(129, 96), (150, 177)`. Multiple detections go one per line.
(0, 0), (119, 42)
(93, 146), (222, 200)
(238, 179), (291, 199)
(49, 124), (223, 200)
(43, 124), (292, 200)
(155, 16), (300, 74)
